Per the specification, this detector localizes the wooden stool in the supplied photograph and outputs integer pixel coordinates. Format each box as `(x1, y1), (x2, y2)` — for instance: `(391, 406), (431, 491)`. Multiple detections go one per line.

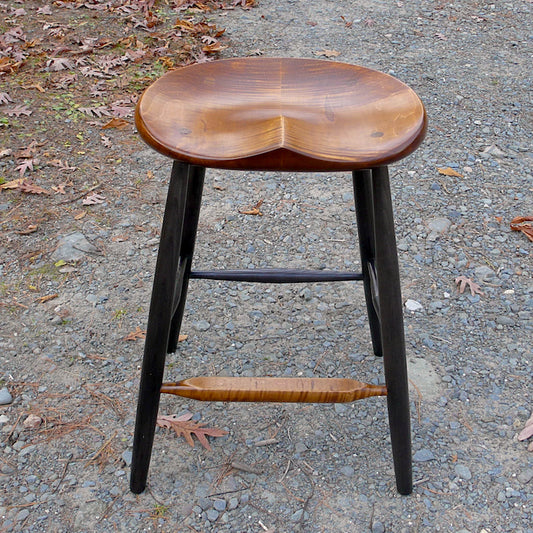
(130, 58), (427, 495)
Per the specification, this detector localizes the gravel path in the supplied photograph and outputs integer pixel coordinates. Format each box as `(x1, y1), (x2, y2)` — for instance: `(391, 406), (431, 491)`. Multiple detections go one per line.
(1, 1), (532, 531)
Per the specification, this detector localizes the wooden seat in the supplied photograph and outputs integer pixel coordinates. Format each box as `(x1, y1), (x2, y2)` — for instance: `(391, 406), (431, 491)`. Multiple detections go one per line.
(130, 57), (427, 497)
(135, 57), (426, 171)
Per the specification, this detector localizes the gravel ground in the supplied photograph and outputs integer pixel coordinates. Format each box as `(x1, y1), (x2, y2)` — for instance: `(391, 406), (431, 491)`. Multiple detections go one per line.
(1, 0), (532, 531)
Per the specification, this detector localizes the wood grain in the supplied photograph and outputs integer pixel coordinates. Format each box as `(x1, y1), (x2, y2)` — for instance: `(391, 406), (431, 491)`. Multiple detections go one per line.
(161, 377), (387, 403)
(136, 57), (426, 171)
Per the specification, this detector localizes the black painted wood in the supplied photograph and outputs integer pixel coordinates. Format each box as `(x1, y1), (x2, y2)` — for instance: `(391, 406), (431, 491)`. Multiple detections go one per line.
(190, 269), (363, 283)
(353, 169), (383, 357)
(371, 165), (412, 495)
(130, 162), (194, 494)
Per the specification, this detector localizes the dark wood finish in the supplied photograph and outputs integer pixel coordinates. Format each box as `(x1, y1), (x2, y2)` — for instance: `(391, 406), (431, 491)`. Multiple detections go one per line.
(130, 162), (202, 495)
(161, 377), (387, 403)
(190, 269), (363, 283)
(136, 58), (426, 171)
(371, 166), (412, 495)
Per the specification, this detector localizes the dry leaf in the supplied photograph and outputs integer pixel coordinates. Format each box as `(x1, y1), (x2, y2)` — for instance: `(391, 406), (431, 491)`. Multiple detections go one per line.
(123, 326), (146, 341)
(438, 167), (463, 177)
(510, 216), (533, 242)
(0, 178), (24, 190)
(239, 199), (264, 216)
(5, 105), (32, 117)
(314, 49), (341, 58)
(18, 180), (51, 195)
(102, 117), (128, 129)
(178, 334), (188, 342)
(82, 193), (106, 205)
(157, 412), (228, 451)
(518, 412), (533, 442)
(37, 294), (58, 304)
(455, 275), (483, 296)
(16, 224), (38, 235)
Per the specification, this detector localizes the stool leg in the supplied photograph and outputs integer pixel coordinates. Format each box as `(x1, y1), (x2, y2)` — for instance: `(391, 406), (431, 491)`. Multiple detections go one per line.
(371, 166), (412, 495)
(130, 162), (202, 494)
(167, 165), (205, 353)
(352, 169), (383, 357)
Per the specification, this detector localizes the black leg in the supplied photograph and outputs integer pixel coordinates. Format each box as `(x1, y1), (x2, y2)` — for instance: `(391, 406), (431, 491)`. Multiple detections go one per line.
(371, 166), (412, 495)
(167, 165), (205, 353)
(353, 169), (382, 357)
(130, 161), (202, 494)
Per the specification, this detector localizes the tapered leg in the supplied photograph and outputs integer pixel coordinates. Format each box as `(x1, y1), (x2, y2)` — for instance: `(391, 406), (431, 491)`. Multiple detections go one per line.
(130, 162), (203, 494)
(353, 169), (383, 357)
(371, 166), (412, 495)
(167, 165), (205, 353)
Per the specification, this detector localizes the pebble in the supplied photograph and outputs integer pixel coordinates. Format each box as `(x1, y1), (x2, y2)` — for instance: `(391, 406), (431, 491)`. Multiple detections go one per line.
(413, 449), (435, 462)
(206, 509), (219, 522)
(340, 465), (355, 477)
(121, 450), (133, 466)
(405, 299), (423, 312)
(194, 320), (211, 331)
(51, 232), (98, 262)
(0, 388), (13, 405)
(455, 465), (472, 480)
(213, 499), (227, 511)
(372, 522), (386, 533)
(517, 468), (533, 485)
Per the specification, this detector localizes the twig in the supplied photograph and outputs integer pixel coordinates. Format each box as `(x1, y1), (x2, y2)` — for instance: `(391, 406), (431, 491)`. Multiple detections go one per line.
(409, 379), (423, 425)
(57, 181), (101, 205)
(254, 438), (279, 446)
(52, 453), (73, 494)
(231, 461), (262, 474)
(278, 459), (291, 482)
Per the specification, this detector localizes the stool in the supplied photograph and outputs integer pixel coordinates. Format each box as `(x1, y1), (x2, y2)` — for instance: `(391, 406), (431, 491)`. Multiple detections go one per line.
(130, 58), (427, 496)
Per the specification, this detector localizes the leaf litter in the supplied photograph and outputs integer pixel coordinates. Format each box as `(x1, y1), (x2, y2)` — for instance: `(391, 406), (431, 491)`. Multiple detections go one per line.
(157, 412), (228, 451)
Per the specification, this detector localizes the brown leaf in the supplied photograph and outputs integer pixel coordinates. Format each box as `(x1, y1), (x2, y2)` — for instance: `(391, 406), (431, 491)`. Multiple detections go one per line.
(518, 412), (533, 441)
(438, 167), (463, 177)
(510, 216), (533, 242)
(18, 180), (51, 195)
(178, 334), (188, 342)
(0, 178), (24, 190)
(102, 117), (129, 129)
(82, 193), (106, 205)
(455, 275), (483, 296)
(16, 224), (38, 235)
(15, 158), (37, 176)
(123, 326), (146, 341)
(239, 199), (264, 216)
(157, 412), (228, 451)
(314, 49), (340, 58)
(37, 294), (58, 304)
(4, 105), (32, 117)
(0, 92), (13, 105)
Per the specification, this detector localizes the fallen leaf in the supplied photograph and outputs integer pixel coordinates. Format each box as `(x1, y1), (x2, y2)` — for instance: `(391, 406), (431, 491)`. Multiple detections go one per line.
(111, 234), (129, 242)
(79, 106), (110, 118)
(157, 412), (228, 451)
(455, 275), (483, 296)
(52, 183), (67, 194)
(18, 181), (51, 195)
(0, 178), (24, 190)
(0, 148), (13, 158)
(74, 210), (86, 220)
(178, 334), (188, 342)
(123, 326), (146, 341)
(4, 105), (32, 117)
(438, 167), (463, 177)
(314, 49), (341, 58)
(518, 412), (533, 441)
(0, 92), (13, 105)
(510, 216), (533, 242)
(82, 193), (106, 205)
(37, 294), (58, 304)
(15, 224), (38, 235)
(23, 414), (42, 429)
(102, 117), (128, 129)
(239, 199), (264, 216)
(15, 159), (37, 176)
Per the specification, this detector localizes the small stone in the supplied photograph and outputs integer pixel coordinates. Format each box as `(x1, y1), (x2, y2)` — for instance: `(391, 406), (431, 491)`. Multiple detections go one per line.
(51, 232), (98, 262)
(372, 521), (386, 533)
(0, 414), (9, 424)
(334, 403), (347, 414)
(413, 449), (435, 462)
(23, 414), (42, 429)
(213, 499), (226, 512)
(340, 465), (355, 477)
(194, 320), (211, 332)
(121, 450), (133, 467)
(290, 509), (304, 522)
(228, 497), (239, 510)
(517, 468), (533, 485)
(0, 387), (13, 405)
(294, 442), (307, 454)
(16, 509), (30, 522)
(455, 464), (472, 480)
(427, 217), (452, 234)
(495, 316), (516, 326)
(405, 299), (423, 312)
(206, 509), (219, 522)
